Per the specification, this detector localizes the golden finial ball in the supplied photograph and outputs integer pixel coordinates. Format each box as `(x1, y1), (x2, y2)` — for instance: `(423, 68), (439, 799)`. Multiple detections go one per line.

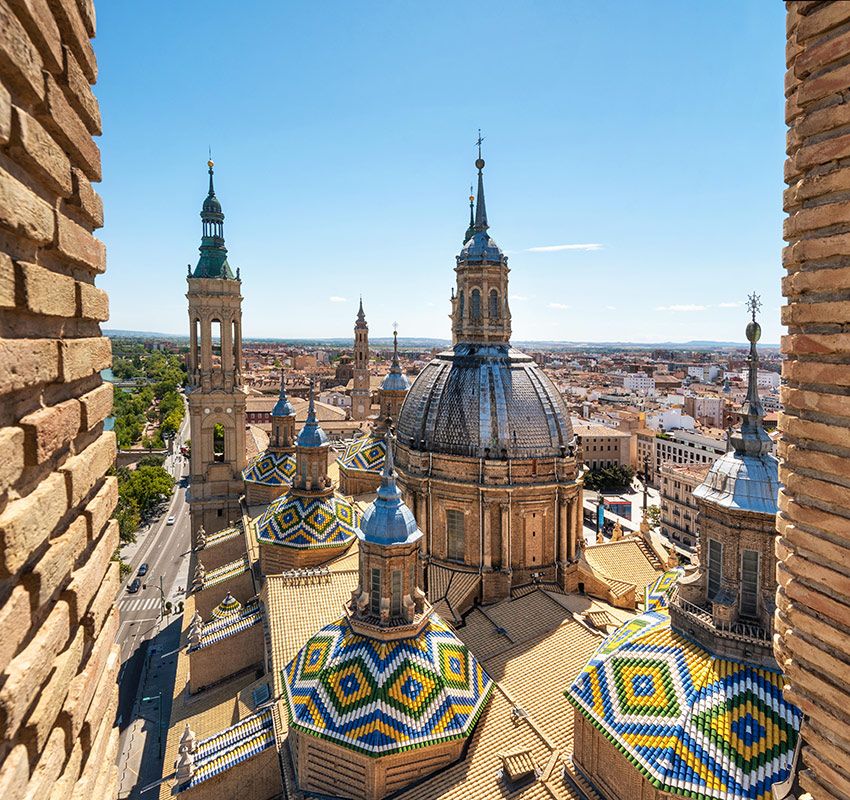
(475, 158), (485, 170)
(469, 195), (474, 202)
(207, 159), (214, 168)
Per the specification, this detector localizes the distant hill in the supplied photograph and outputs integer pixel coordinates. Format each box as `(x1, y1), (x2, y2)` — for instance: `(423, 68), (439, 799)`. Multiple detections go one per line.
(103, 329), (778, 351)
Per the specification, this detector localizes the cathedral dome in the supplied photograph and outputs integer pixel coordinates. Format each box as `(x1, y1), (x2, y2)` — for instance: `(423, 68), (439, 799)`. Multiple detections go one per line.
(255, 493), (359, 551)
(396, 343), (573, 458)
(693, 449), (779, 514)
(283, 613), (492, 755)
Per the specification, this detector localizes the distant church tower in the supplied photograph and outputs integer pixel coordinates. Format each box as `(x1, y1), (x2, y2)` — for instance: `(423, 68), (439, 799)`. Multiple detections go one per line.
(186, 160), (246, 540)
(351, 298), (370, 420)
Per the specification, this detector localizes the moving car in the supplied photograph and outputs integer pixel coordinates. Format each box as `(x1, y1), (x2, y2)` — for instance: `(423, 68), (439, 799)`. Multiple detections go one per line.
(127, 578), (141, 593)
(166, 515), (176, 525)
(137, 563), (148, 577)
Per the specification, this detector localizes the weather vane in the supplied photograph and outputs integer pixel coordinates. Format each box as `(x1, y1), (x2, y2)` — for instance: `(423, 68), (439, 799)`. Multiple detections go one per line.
(475, 129), (485, 160)
(747, 292), (761, 322)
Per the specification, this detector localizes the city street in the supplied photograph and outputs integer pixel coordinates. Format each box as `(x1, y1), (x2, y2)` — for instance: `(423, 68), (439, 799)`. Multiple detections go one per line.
(117, 410), (192, 798)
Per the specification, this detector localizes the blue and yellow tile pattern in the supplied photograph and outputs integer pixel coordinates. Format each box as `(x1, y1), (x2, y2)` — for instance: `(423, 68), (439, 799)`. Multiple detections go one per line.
(338, 435), (386, 475)
(283, 613), (492, 755)
(242, 451), (296, 487)
(644, 567), (685, 612)
(255, 493), (360, 550)
(565, 610), (801, 800)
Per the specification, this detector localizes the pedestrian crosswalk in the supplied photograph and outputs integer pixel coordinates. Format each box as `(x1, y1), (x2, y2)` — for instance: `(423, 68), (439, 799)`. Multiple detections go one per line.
(119, 596), (160, 614)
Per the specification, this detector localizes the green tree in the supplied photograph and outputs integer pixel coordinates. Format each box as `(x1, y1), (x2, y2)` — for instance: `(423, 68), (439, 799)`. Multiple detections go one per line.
(123, 464), (174, 514)
(584, 464), (635, 492)
(114, 495), (141, 544)
(644, 505), (662, 530)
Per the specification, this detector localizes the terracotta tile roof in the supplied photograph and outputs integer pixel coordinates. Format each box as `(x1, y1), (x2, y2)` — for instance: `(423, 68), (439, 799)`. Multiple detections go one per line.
(426, 563), (482, 622)
(581, 538), (662, 591)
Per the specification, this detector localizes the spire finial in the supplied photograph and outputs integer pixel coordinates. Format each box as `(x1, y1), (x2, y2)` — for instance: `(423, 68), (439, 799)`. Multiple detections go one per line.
(307, 378), (316, 420)
(464, 183), (475, 244)
(473, 131), (488, 232)
(207, 149), (215, 195)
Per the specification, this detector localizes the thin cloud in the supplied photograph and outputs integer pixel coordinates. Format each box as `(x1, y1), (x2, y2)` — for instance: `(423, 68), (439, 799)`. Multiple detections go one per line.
(605, 305), (616, 311)
(718, 301), (742, 308)
(655, 304), (707, 312)
(328, 296), (347, 303)
(511, 294), (530, 301)
(527, 243), (603, 253)
(548, 302), (571, 310)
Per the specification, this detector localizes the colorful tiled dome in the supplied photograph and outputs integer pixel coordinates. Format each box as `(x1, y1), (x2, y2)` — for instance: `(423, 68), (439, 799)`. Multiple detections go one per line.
(565, 609), (801, 800)
(338, 434), (386, 476)
(242, 451), (296, 487)
(283, 613), (492, 755)
(255, 493), (359, 550)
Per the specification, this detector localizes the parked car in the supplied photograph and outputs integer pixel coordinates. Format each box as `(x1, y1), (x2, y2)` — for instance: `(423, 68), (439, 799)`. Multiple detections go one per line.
(137, 563), (148, 577)
(127, 578), (141, 593)
(166, 515), (176, 525)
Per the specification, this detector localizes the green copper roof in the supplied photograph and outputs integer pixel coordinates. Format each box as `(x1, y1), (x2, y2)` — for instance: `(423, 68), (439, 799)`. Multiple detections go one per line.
(193, 161), (236, 280)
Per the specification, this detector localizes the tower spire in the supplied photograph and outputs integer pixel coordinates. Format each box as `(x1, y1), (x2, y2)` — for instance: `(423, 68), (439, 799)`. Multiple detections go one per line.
(473, 130), (488, 232)
(194, 157), (234, 279)
(730, 293), (771, 456)
(464, 184), (475, 244)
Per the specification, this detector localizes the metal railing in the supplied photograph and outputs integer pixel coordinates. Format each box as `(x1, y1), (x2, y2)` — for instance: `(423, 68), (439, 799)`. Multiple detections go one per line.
(670, 590), (770, 645)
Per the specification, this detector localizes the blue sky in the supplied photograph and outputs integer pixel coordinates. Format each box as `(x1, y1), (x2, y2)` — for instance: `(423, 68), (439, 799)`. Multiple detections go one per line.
(95, 1), (785, 343)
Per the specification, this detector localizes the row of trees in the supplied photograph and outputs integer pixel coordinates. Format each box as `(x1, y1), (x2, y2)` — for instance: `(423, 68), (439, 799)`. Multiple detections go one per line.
(114, 456), (175, 544)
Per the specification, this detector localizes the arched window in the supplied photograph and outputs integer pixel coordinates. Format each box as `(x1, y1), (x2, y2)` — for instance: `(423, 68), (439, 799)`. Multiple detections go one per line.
(370, 567), (381, 617)
(211, 319), (222, 362)
(213, 423), (225, 463)
(193, 318), (201, 370)
(458, 290), (465, 320)
(471, 289), (481, 321)
(489, 289), (499, 318)
(232, 320), (240, 370)
(447, 509), (464, 562)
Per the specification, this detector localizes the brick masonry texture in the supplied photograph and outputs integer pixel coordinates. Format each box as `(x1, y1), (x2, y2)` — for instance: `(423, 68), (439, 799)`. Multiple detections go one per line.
(0, 0), (117, 795)
(779, 4), (850, 799)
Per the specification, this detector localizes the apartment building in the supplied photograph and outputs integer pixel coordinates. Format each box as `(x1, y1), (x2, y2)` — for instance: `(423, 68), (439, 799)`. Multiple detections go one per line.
(659, 462), (710, 558)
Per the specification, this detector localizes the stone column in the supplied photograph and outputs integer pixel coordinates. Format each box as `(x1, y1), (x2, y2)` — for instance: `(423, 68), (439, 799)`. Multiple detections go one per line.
(558, 497), (568, 564)
(500, 503), (510, 570)
(482, 496), (492, 570)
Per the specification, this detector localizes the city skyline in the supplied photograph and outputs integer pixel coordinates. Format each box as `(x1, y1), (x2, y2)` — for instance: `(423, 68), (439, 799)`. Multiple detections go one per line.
(95, 1), (786, 344)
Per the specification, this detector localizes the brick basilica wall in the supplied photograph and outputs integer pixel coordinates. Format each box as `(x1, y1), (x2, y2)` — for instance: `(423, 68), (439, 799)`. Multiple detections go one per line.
(778, 3), (850, 798)
(0, 1), (119, 797)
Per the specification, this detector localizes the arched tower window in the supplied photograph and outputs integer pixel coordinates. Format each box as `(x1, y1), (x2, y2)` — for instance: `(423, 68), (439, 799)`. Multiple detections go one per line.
(370, 567), (381, 617)
(458, 290), (465, 320)
(213, 423), (225, 463)
(193, 318), (201, 369)
(211, 319), (222, 362)
(447, 509), (465, 562)
(489, 289), (499, 318)
(471, 289), (481, 321)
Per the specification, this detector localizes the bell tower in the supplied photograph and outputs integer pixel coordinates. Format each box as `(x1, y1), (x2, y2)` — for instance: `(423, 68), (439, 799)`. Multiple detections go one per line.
(186, 159), (246, 540)
(351, 297), (370, 420)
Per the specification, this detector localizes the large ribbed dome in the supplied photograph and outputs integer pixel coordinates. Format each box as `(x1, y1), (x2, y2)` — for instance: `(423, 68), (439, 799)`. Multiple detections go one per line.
(396, 343), (574, 458)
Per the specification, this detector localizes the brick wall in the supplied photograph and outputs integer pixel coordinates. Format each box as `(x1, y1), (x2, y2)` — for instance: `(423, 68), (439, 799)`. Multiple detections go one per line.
(778, 3), (850, 798)
(0, 1), (118, 797)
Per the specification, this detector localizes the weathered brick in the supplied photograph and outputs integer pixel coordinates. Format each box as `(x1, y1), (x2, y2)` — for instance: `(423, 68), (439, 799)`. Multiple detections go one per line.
(56, 211), (105, 271)
(16, 260), (76, 317)
(58, 335), (110, 382)
(0, 598), (70, 740)
(22, 514), (86, 608)
(0, 470), (66, 576)
(782, 299), (850, 326)
(783, 384), (850, 421)
(784, 358), (850, 388)
(0, 337), (59, 392)
(61, 44), (98, 134)
(797, 2), (850, 42)
(80, 637), (117, 743)
(83, 558), (116, 636)
(783, 332), (850, 357)
(795, 130), (850, 170)
(787, 166), (850, 207)
(782, 413), (850, 450)
(0, 583), (31, 674)
(48, 739), (82, 800)
(46, 0), (95, 82)
(0, 165), (55, 244)
(0, 0), (45, 102)
(9, 105), (72, 195)
(0, 252), (11, 307)
(59, 430), (115, 506)
(0, 80), (9, 145)
(61, 517), (117, 625)
(38, 71), (99, 181)
(22, 623), (84, 751)
(78, 381), (110, 430)
(793, 97), (850, 139)
(796, 60), (850, 107)
(76, 0), (93, 37)
(0, 426), (24, 495)
(81, 473), (115, 539)
(60, 613), (115, 741)
(7, 0), (61, 74)
(68, 166), (102, 228)
(77, 279), (107, 320)
(786, 231), (850, 264)
(798, 26), (850, 76)
(73, 691), (113, 800)
(782, 468), (850, 509)
(783, 265), (850, 297)
(20, 397), (81, 463)
(0, 744), (29, 800)
(23, 725), (67, 800)
(783, 200), (850, 237)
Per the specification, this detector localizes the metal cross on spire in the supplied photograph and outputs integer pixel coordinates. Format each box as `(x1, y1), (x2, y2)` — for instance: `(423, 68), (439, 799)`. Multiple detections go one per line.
(747, 292), (761, 323)
(475, 129), (485, 160)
